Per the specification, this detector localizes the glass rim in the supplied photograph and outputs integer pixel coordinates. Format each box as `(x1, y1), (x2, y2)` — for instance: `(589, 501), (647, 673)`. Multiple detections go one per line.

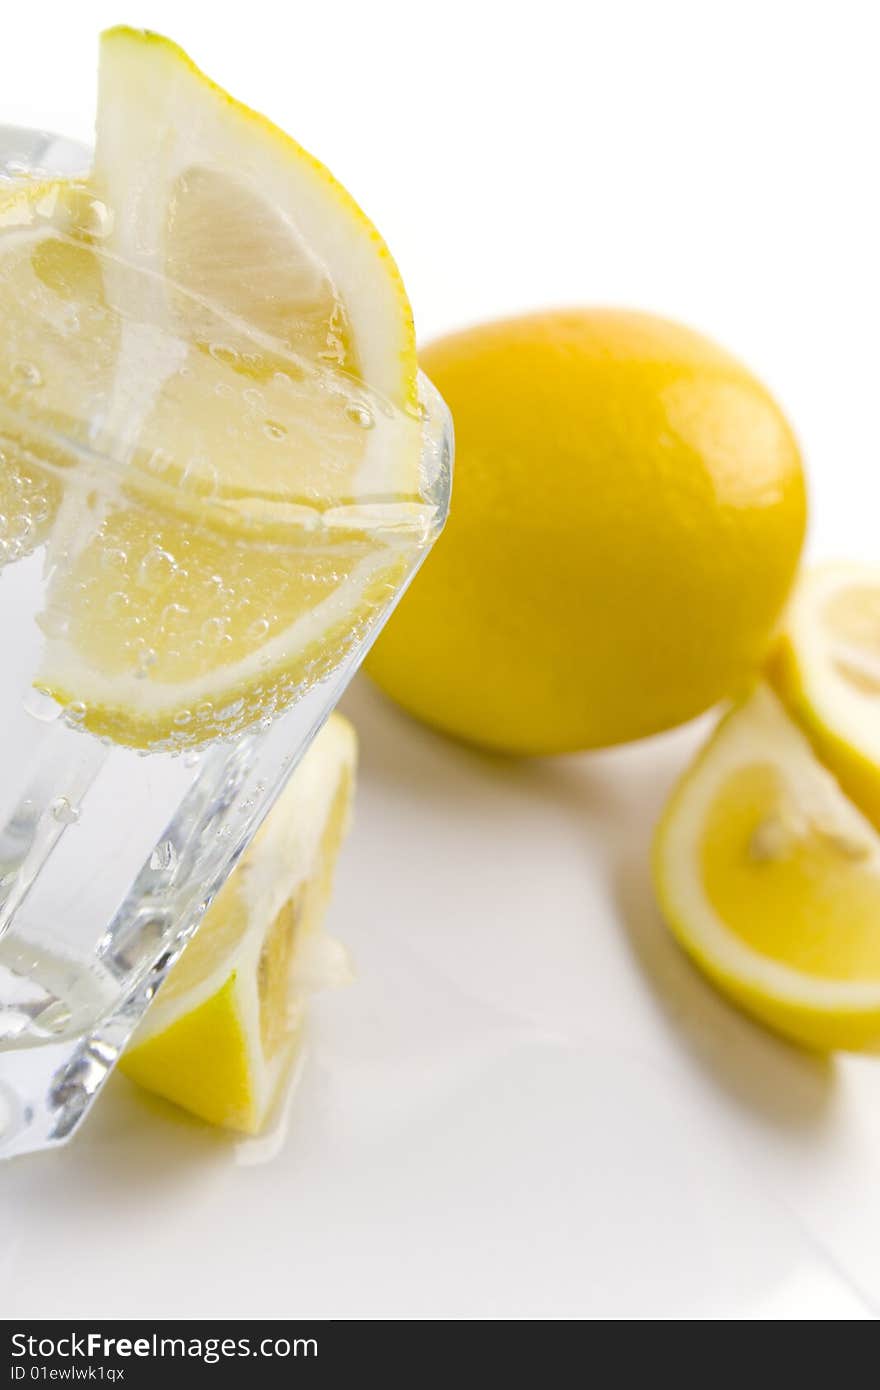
(0, 124), (453, 542)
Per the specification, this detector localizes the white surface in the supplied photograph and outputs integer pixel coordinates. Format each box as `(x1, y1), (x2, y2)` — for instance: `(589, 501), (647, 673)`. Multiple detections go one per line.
(2, 0), (880, 1321)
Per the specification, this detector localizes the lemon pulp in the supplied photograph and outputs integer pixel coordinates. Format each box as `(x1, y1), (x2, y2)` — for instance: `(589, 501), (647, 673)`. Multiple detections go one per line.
(701, 764), (880, 981)
(654, 684), (880, 1051)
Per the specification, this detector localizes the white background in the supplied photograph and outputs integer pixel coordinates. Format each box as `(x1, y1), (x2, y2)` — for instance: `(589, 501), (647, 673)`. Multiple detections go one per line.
(3, 0), (880, 1319)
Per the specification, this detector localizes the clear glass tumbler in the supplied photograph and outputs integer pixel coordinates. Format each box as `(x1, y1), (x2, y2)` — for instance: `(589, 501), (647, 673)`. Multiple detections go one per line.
(0, 129), (452, 1158)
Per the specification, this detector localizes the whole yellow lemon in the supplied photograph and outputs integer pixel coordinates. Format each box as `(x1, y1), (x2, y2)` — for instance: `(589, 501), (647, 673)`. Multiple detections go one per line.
(367, 310), (807, 754)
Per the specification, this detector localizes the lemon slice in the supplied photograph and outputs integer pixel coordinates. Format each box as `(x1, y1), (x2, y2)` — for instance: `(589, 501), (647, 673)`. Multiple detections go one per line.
(121, 713), (357, 1132)
(768, 563), (880, 831)
(0, 29), (423, 747)
(92, 26), (419, 487)
(95, 25), (417, 402)
(36, 501), (407, 747)
(653, 683), (880, 1051)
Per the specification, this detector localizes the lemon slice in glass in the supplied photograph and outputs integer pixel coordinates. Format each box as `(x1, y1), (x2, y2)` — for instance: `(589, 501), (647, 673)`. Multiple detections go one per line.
(121, 712), (356, 1132)
(654, 683), (880, 1051)
(0, 28), (424, 748)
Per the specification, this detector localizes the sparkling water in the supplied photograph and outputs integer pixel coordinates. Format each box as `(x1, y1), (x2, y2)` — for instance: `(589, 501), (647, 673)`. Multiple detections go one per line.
(0, 129), (452, 1157)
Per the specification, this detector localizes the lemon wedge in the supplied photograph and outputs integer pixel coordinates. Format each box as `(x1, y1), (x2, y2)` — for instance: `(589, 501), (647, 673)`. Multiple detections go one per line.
(92, 26), (419, 470)
(653, 683), (880, 1051)
(121, 712), (357, 1132)
(0, 28), (423, 748)
(769, 563), (880, 831)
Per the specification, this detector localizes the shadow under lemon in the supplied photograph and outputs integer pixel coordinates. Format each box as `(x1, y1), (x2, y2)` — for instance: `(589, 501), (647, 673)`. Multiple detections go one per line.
(344, 677), (835, 1136)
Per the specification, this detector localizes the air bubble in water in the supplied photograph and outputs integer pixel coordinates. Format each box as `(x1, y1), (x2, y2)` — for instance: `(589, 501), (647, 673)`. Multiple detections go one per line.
(247, 617), (270, 641)
(135, 648), (158, 678)
(23, 690), (60, 723)
(138, 547), (177, 586)
(65, 701), (87, 723)
(201, 616), (228, 644)
(101, 546), (128, 571)
(209, 343), (240, 367)
(51, 797), (80, 826)
(345, 402), (374, 430)
(106, 590), (130, 615)
(161, 601), (189, 626)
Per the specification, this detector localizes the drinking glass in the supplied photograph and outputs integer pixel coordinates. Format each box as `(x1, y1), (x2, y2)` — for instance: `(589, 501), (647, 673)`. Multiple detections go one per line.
(0, 128), (452, 1158)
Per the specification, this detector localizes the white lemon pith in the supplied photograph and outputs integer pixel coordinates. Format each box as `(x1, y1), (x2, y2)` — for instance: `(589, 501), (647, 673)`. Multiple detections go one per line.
(769, 563), (880, 831)
(121, 714), (357, 1132)
(0, 28), (421, 749)
(654, 684), (880, 1051)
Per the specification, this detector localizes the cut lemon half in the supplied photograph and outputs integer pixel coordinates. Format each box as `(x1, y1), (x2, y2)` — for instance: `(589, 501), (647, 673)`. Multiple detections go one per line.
(0, 28), (424, 747)
(768, 563), (880, 831)
(121, 712), (357, 1132)
(654, 683), (880, 1051)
